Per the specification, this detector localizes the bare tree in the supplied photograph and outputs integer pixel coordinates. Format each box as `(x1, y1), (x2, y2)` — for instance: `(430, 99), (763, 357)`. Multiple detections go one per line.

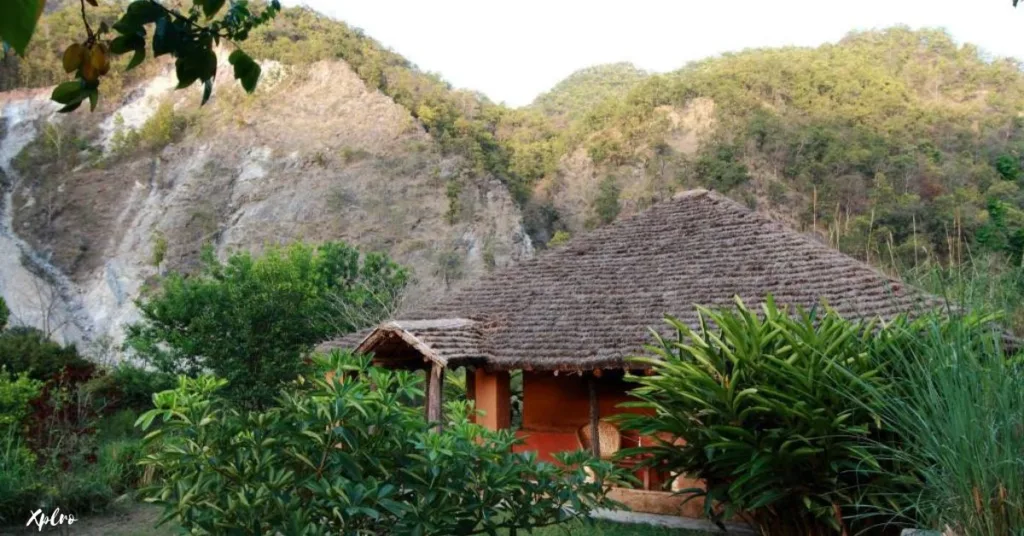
(10, 275), (70, 342)
(316, 272), (408, 337)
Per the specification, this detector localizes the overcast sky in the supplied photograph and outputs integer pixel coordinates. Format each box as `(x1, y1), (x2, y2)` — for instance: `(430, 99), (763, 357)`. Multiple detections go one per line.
(288, 1), (1023, 107)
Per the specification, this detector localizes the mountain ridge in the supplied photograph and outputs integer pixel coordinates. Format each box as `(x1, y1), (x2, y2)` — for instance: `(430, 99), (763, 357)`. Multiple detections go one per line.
(3, 4), (1024, 348)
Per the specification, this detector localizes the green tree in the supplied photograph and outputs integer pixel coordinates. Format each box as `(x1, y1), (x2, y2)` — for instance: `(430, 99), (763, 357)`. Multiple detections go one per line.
(693, 145), (750, 193)
(0, 327), (93, 382)
(125, 241), (408, 408)
(0, 297), (8, 331)
(547, 230), (572, 248)
(139, 353), (627, 535)
(593, 175), (621, 225)
(995, 154), (1021, 181)
(150, 230), (167, 271)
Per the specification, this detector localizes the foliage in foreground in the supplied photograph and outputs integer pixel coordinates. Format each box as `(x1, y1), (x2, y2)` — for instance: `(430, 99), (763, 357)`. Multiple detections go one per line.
(0, 370), (153, 524)
(126, 241), (407, 409)
(3, 0), (279, 111)
(845, 313), (1024, 536)
(618, 297), (913, 535)
(138, 353), (626, 535)
(0, 310), (177, 524)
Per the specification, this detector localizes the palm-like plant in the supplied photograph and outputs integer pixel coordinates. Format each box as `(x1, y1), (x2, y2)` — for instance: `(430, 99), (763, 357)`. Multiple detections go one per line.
(618, 297), (904, 535)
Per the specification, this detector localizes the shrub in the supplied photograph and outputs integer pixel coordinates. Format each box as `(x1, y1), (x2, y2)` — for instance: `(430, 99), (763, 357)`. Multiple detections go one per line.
(126, 242), (407, 409)
(692, 144), (750, 192)
(0, 327), (94, 383)
(548, 230), (572, 248)
(97, 438), (146, 494)
(0, 369), (44, 432)
(0, 297), (8, 331)
(105, 365), (176, 413)
(0, 383), (133, 522)
(138, 353), (626, 535)
(593, 175), (622, 226)
(619, 297), (901, 535)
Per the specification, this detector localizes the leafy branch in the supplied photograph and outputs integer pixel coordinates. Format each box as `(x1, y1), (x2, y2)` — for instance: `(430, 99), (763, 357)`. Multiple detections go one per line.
(48, 0), (280, 113)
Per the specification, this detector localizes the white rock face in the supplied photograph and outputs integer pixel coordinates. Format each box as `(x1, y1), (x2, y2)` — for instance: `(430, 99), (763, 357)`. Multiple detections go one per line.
(0, 60), (533, 358)
(0, 95), (90, 346)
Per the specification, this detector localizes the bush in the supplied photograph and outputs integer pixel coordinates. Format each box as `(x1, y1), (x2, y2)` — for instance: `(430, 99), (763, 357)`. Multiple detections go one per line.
(1, 385), (146, 521)
(126, 242), (407, 409)
(619, 297), (902, 535)
(692, 144), (750, 193)
(548, 230), (572, 248)
(0, 369), (43, 432)
(592, 175), (622, 226)
(106, 365), (176, 413)
(0, 327), (93, 383)
(138, 353), (626, 535)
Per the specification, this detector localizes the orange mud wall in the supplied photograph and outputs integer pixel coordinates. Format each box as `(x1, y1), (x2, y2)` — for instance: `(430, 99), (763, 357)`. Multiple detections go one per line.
(481, 369), (706, 518)
(514, 371), (652, 462)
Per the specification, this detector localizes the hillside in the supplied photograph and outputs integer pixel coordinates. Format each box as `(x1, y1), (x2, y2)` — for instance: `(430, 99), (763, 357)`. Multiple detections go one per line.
(529, 63), (649, 124)
(3, 3), (1024, 347)
(0, 5), (534, 348)
(535, 28), (1024, 273)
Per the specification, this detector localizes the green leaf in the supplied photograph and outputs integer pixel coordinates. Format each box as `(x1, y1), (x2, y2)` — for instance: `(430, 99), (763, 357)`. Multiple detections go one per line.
(201, 79), (213, 106)
(127, 45), (146, 71)
(152, 16), (178, 57)
(175, 55), (201, 89)
(110, 34), (139, 55)
(87, 87), (99, 112)
(202, 0), (227, 18)
(126, 0), (165, 25)
(51, 80), (84, 104)
(57, 100), (83, 114)
(0, 0), (42, 56)
(228, 50), (260, 93)
(199, 48), (218, 82)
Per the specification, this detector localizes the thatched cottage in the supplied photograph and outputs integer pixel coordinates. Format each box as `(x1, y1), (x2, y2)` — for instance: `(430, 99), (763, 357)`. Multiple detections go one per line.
(321, 189), (933, 516)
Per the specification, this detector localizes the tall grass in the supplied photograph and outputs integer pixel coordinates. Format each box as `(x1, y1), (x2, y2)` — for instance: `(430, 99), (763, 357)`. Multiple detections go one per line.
(853, 314), (1024, 535)
(0, 428), (41, 524)
(903, 254), (1024, 333)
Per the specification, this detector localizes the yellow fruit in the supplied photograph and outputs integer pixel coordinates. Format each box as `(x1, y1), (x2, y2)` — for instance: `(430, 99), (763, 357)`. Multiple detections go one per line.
(62, 43), (84, 73)
(92, 43), (110, 75)
(81, 50), (99, 82)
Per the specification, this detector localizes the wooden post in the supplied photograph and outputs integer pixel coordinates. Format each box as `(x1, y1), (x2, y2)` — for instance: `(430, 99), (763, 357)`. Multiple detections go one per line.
(588, 375), (600, 458)
(465, 367), (477, 423)
(426, 362), (444, 429)
(474, 368), (510, 431)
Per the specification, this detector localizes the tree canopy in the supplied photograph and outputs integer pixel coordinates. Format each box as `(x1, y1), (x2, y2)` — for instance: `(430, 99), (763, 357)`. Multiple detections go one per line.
(125, 242), (408, 408)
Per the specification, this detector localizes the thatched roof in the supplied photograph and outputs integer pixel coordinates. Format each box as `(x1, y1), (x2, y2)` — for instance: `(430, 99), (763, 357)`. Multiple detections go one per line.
(321, 189), (937, 371)
(337, 318), (493, 368)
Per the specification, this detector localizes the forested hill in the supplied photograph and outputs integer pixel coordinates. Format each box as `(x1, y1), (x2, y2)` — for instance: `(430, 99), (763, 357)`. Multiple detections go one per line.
(531, 28), (1024, 272)
(4, 4), (1024, 336)
(529, 63), (649, 124)
(7, 6), (1023, 267)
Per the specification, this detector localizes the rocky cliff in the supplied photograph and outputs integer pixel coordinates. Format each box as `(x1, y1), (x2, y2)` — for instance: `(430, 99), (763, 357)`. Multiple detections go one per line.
(0, 57), (533, 352)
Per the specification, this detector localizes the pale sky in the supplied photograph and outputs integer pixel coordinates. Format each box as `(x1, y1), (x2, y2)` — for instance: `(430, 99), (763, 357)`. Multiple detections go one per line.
(288, 1), (1023, 107)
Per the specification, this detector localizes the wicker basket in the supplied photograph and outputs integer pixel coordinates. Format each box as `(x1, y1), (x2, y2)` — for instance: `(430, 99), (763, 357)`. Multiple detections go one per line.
(576, 421), (621, 459)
